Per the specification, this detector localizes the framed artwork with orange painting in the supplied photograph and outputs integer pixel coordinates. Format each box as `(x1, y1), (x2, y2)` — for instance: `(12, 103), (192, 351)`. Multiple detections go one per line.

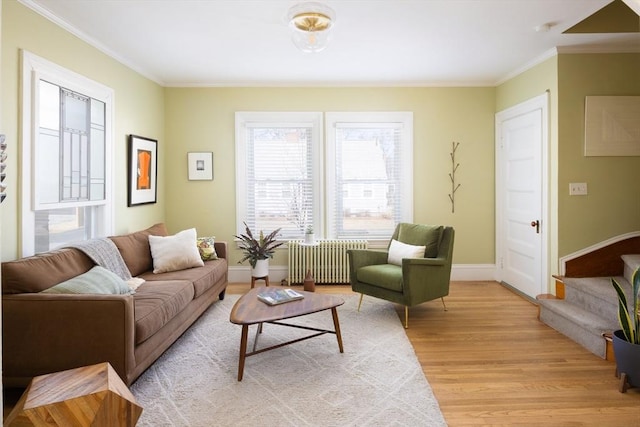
(127, 135), (158, 206)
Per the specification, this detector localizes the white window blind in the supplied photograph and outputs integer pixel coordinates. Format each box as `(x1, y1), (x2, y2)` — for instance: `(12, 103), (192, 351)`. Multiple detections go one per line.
(236, 112), (322, 239)
(326, 112), (413, 240)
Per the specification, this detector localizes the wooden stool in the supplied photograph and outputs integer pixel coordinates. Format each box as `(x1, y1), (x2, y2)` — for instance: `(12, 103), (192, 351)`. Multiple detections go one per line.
(251, 275), (269, 288)
(5, 362), (142, 426)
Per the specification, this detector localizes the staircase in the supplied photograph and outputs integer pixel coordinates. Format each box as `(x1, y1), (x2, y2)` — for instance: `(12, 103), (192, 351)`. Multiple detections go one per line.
(538, 254), (640, 359)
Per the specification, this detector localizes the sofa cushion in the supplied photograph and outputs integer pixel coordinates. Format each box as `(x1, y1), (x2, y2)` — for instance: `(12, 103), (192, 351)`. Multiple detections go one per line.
(140, 258), (228, 298)
(1, 248), (94, 294)
(357, 264), (403, 292)
(133, 280), (195, 344)
(397, 223), (443, 258)
(149, 228), (204, 273)
(41, 266), (133, 295)
(109, 223), (168, 276)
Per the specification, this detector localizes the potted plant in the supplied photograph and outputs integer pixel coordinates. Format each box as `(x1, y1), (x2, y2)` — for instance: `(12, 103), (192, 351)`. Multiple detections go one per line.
(610, 266), (640, 393)
(304, 225), (315, 244)
(235, 222), (284, 278)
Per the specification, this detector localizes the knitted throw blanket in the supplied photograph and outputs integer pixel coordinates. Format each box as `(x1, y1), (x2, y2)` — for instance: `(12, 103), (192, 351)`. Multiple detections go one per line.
(65, 237), (132, 281)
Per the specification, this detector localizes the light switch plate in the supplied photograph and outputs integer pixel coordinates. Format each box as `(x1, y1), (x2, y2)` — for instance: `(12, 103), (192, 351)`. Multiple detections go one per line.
(569, 182), (588, 195)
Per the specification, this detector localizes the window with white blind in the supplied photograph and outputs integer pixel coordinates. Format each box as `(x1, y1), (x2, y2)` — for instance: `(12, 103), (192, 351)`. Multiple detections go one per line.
(235, 112), (322, 239)
(326, 112), (413, 240)
(235, 111), (412, 243)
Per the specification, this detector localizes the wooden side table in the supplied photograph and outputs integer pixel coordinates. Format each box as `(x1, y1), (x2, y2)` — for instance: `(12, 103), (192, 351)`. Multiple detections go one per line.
(5, 362), (142, 426)
(250, 275), (270, 288)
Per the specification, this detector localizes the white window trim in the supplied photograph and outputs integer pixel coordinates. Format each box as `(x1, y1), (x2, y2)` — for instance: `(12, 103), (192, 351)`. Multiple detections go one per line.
(325, 112), (413, 244)
(235, 111), (323, 238)
(20, 50), (115, 256)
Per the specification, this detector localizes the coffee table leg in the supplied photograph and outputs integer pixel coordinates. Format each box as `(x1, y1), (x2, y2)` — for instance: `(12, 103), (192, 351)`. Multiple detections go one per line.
(238, 325), (248, 381)
(331, 307), (344, 353)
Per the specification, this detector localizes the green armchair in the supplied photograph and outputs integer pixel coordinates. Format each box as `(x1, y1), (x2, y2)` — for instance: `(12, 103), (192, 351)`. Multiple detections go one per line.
(347, 223), (455, 328)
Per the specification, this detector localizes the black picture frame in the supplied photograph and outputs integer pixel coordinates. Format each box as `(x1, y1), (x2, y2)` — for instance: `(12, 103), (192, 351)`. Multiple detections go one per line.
(127, 134), (158, 206)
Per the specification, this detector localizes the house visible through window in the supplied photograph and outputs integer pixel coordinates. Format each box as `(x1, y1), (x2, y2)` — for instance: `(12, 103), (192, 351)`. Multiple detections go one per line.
(326, 112), (413, 240)
(21, 51), (114, 256)
(235, 112), (322, 239)
(236, 111), (412, 242)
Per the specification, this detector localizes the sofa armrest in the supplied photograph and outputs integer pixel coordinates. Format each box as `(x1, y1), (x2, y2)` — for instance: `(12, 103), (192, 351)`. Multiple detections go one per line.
(2, 293), (136, 386)
(215, 241), (228, 260)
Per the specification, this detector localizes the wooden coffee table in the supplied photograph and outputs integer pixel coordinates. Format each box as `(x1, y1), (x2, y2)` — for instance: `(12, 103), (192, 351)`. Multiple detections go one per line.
(229, 286), (345, 381)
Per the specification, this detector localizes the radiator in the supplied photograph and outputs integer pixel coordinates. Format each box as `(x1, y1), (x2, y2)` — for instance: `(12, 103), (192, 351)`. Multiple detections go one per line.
(288, 239), (368, 285)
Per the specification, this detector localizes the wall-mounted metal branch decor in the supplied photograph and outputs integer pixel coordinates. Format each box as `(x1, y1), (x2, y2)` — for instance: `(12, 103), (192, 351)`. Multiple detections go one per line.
(448, 141), (460, 213)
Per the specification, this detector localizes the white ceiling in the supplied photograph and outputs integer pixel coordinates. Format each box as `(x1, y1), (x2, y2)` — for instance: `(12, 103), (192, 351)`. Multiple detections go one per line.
(22, 0), (640, 87)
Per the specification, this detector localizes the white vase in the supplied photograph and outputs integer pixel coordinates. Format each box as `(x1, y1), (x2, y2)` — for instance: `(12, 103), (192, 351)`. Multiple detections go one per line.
(251, 259), (269, 278)
(304, 233), (315, 244)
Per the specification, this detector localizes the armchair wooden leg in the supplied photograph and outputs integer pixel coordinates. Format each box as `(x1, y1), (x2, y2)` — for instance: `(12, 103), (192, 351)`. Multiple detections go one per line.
(404, 306), (409, 329)
(357, 293), (364, 312)
(441, 297), (448, 311)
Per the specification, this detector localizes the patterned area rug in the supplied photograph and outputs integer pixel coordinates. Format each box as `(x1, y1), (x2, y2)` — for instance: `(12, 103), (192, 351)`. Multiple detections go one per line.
(130, 293), (446, 426)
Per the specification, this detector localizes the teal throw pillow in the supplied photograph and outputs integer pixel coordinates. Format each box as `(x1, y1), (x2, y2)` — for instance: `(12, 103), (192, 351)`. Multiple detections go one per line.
(41, 266), (134, 295)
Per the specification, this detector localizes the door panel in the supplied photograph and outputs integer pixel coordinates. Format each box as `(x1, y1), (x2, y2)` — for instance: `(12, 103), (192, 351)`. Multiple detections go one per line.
(499, 106), (544, 298)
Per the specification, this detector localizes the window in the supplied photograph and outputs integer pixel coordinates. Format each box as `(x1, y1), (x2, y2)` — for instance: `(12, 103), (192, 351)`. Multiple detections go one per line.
(235, 111), (412, 242)
(235, 112), (322, 239)
(21, 51), (114, 256)
(326, 112), (413, 239)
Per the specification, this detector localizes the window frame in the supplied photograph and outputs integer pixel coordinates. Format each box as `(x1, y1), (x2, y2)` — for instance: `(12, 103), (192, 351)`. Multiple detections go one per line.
(235, 111), (323, 239)
(325, 112), (414, 243)
(20, 50), (114, 256)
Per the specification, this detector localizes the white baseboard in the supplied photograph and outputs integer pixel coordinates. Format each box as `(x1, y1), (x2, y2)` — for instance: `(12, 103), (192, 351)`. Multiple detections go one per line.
(228, 264), (496, 284)
(450, 264), (497, 281)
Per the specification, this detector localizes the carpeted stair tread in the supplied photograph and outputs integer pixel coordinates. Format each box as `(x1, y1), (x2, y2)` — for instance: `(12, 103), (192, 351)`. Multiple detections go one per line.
(538, 298), (618, 332)
(562, 276), (622, 325)
(538, 298), (616, 358)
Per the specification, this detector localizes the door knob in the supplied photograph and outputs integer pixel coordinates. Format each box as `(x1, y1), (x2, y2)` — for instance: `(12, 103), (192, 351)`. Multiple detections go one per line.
(531, 220), (540, 234)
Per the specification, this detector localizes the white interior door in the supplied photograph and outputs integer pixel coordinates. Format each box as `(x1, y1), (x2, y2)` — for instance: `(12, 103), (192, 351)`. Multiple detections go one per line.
(496, 94), (548, 299)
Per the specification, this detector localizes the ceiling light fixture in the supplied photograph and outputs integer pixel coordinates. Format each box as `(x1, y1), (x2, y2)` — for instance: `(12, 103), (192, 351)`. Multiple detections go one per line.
(287, 2), (336, 53)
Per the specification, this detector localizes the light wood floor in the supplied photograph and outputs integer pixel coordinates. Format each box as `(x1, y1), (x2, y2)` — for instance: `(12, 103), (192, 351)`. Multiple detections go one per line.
(4, 281), (639, 425)
(229, 281), (640, 426)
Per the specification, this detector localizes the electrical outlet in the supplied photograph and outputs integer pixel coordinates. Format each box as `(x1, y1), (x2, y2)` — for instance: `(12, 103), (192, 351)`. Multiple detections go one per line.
(569, 182), (588, 196)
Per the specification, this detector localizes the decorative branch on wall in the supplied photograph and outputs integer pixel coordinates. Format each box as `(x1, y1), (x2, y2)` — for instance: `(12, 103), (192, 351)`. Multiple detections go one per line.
(448, 141), (461, 213)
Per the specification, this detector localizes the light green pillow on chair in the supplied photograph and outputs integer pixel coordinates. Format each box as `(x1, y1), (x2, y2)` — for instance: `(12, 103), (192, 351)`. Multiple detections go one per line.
(41, 266), (134, 295)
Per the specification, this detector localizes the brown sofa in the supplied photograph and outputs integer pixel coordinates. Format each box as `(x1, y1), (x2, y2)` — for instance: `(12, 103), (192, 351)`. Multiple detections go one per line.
(1, 223), (228, 387)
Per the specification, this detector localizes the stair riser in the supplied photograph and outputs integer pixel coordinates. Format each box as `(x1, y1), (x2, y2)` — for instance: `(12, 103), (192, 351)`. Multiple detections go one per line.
(622, 254), (640, 284)
(563, 285), (618, 325)
(539, 307), (607, 358)
(565, 291), (618, 325)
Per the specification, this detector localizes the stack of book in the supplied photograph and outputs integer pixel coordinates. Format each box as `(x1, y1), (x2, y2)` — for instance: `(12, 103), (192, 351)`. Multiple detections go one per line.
(257, 288), (304, 305)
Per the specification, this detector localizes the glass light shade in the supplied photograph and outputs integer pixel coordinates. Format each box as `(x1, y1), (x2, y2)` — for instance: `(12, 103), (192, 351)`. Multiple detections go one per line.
(287, 2), (335, 53)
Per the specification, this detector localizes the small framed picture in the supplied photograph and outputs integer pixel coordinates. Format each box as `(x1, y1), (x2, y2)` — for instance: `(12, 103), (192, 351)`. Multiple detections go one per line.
(188, 152), (213, 180)
(128, 135), (158, 206)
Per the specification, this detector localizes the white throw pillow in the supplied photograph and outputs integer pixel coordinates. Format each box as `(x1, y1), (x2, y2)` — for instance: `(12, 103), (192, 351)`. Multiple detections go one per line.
(149, 228), (204, 273)
(387, 239), (426, 266)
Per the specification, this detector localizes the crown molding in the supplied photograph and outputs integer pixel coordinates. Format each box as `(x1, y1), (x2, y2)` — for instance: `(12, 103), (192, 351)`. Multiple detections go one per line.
(18, 0), (166, 86)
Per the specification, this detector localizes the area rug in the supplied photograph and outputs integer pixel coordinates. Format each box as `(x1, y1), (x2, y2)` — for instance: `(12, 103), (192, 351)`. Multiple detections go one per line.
(130, 293), (446, 426)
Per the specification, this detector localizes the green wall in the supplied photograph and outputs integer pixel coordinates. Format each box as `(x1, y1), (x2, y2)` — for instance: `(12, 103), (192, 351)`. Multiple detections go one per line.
(557, 53), (640, 256)
(1, 1), (165, 261)
(163, 87), (496, 266)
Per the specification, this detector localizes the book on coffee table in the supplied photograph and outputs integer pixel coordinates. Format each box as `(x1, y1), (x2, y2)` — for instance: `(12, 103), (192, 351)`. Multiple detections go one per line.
(257, 288), (304, 306)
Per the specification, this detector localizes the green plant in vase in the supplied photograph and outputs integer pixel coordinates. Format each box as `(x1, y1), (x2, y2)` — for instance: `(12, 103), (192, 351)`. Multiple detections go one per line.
(610, 266), (640, 392)
(235, 222), (284, 268)
(611, 268), (640, 345)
